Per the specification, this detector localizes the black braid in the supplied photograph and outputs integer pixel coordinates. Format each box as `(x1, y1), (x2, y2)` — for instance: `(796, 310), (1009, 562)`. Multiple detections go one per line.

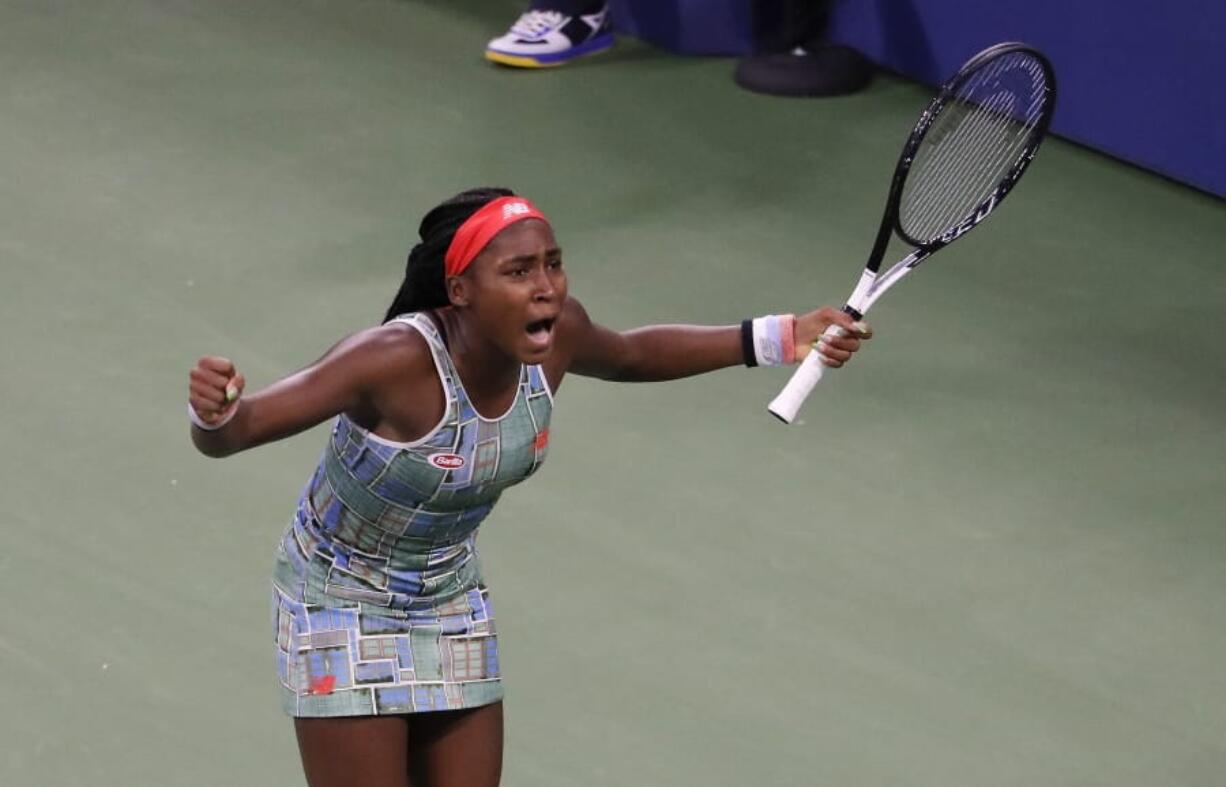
(383, 187), (516, 322)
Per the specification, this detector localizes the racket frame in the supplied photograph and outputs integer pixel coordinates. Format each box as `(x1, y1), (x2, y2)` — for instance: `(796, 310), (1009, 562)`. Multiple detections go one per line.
(768, 42), (1056, 423)
(856, 42), (1057, 315)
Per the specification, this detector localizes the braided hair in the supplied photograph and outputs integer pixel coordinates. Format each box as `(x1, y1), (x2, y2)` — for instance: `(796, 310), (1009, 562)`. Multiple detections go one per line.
(383, 187), (515, 322)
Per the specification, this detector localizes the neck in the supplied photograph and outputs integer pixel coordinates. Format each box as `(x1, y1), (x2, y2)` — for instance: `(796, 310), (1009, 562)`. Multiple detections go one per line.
(439, 308), (521, 405)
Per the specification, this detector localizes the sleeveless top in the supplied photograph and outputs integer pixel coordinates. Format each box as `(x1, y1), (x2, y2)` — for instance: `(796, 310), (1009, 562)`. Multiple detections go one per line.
(271, 311), (554, 716)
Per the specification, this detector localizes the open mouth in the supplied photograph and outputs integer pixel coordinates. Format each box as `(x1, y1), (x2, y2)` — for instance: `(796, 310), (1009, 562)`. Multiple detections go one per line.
(525, 317), (556, 346)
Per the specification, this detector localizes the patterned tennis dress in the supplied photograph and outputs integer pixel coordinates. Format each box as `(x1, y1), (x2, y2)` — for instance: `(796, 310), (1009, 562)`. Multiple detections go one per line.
(271, 312), (553, 717)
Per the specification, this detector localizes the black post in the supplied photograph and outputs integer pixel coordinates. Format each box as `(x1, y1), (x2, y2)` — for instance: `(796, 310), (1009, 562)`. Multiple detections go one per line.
(736, 0), (872, 97)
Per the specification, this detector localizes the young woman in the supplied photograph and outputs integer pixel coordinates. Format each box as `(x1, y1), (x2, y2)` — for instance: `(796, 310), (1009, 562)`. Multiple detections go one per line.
(188, 187), (870, 787)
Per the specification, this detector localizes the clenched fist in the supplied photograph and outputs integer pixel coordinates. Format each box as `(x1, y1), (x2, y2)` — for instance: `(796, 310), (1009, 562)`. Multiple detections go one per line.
(189, 356), (246, 428)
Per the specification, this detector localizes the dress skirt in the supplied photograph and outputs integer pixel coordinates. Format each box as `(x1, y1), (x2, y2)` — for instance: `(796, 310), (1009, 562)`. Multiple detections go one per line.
(271, 523), (503, 718)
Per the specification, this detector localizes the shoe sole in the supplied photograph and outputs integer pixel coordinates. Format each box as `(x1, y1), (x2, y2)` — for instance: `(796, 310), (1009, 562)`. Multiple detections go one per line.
(485, 33), (615, 68)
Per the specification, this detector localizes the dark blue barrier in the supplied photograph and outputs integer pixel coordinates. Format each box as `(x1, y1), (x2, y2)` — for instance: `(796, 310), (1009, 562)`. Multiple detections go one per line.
(613, 0), (757, 55)
(612, 1), (1226, 197)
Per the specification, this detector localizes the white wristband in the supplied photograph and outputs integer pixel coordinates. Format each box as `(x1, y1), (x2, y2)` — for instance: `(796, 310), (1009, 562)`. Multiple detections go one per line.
(751, 314), (797, 366)
(189, 402), (238, 431)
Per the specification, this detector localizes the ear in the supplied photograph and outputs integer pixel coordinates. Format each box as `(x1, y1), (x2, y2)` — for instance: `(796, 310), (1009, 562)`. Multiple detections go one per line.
(446, 275), (471, 307)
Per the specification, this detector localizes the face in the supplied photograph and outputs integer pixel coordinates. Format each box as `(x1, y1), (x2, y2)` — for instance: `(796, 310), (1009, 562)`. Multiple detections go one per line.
(447, 218), (568, 362)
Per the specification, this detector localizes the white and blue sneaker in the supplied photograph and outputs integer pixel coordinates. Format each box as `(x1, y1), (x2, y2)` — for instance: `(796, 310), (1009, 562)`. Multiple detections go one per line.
(485, 6), (614, 68)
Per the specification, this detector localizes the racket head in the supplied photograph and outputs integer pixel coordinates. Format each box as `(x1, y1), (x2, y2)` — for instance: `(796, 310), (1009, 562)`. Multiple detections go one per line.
(886, 43), (1057, 251)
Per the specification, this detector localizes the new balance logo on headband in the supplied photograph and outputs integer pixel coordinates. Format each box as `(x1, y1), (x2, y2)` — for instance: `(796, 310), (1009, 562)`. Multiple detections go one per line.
(502, 201), (532, 219)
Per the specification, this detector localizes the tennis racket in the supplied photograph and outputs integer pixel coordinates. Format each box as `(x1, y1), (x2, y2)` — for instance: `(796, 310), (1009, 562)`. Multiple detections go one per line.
(768, 42), (1057, 424)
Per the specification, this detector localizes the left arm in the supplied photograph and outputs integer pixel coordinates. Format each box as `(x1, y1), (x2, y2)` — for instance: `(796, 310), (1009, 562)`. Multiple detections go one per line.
(552, 297), (869, 383)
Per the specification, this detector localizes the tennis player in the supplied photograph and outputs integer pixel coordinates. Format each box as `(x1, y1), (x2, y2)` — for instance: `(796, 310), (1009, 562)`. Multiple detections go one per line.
(188, 187), (870, 787)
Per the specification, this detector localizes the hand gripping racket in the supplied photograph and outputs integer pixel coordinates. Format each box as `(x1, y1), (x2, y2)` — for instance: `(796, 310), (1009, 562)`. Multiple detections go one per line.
(768, 42), (1057, 423)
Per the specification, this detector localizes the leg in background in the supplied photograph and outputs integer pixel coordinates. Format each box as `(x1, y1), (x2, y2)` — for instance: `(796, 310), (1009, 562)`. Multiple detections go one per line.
(407, 702), (505, 787)
(294, 716), (412, 787)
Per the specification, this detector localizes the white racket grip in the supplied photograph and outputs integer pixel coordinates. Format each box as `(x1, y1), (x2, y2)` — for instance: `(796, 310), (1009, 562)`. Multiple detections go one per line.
(767, 325), (845, 423)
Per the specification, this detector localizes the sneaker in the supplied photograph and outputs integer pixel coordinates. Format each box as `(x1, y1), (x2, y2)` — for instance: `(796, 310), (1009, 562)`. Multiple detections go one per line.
(485, 6), (614, 68)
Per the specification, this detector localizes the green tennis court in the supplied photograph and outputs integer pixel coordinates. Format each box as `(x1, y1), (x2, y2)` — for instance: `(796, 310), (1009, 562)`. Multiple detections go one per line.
(2, 1), (1223, 785)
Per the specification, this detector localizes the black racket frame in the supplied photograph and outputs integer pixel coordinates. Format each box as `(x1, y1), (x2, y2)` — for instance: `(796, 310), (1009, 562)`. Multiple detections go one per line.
(852, 42), (1058, 318)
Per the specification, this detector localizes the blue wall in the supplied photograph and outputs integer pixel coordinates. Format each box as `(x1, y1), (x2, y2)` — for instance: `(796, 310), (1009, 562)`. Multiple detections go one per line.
(613, 1), (1226, 197)
(614, 0), (757, 55)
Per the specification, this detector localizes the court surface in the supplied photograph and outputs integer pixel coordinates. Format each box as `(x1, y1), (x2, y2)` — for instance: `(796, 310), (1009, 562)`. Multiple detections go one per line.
(1, 1), (1223, 785)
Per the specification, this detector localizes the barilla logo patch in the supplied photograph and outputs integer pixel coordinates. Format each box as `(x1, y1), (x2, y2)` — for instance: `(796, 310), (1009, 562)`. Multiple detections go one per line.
(502, 202), (531, 219)
(428, 453), (466, 470)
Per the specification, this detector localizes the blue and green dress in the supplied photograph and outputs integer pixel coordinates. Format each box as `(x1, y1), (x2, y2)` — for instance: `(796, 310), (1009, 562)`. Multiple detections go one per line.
(272, 312), (553, 717)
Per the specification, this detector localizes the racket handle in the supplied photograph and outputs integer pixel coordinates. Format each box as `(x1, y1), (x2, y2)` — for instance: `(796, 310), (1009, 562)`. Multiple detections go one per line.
(767, 325), (844, 424)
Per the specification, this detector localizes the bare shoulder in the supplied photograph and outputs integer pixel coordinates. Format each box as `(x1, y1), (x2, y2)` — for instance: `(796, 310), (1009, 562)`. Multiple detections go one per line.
(297, 320), (436, 398)
(541, 297), (590, 388)
(317, 319), (443, 433)
(552, 296), (594, 354)
(556, 295), (591, 334)
(349, 319), (436, 384)
(361, 319), (431, 353)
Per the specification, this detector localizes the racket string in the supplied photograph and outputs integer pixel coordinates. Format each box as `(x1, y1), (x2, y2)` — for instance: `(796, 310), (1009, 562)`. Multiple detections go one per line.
(905, 58), (1047, 239)
(905, 88), (1026, 236)
(907, 94), (1033, 238)
(905, 57), (1019, 210)
(900, 53), (1049, 244)
(905, 81), (1038, 237)
(940, 62), (1048, 223)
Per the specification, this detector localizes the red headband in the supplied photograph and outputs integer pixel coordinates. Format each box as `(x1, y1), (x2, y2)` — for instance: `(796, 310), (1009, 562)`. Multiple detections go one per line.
(444, 196), (549, 277)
